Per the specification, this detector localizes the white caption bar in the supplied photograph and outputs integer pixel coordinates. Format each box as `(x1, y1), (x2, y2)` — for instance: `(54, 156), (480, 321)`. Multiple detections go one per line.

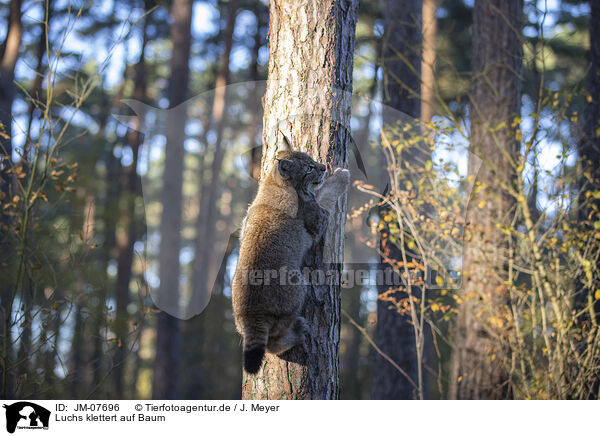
(0, 400), (594, 436)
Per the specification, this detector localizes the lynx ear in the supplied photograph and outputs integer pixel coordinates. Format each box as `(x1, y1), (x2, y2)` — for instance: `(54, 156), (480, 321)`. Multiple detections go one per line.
(278, 158), (294, 179)
(280, 132), (293, 151)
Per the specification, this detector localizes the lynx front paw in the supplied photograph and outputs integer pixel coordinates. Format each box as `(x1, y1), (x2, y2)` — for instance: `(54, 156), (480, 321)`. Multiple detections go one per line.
(332, 167), (351, 185)
(315, 168), (351, 213)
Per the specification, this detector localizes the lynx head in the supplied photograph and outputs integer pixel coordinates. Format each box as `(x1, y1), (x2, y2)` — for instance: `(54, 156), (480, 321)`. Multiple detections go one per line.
(276, 150), (327, 196)
(272, 133), (326, 196)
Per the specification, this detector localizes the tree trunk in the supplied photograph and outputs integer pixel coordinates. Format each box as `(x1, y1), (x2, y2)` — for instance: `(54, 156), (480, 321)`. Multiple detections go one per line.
(372, 0), (422, 400)
(190, 0), (239, 317)
(575, 1), (600, 383)
(241, 0), (358, 400)
(421, 0), (436, 123)
(113, 12), (148, 398)
(449, 0), (522, 400)
(91, 72), (127, 397)
(70, 297), (84, 398)
(0, 0), (22, 202)
(152, 0), (192, 400)
(381, 0), (422, 119)
(0, 0), (22, 398)
(587, 0), (600, 394)
(23, 0), (52, 160)
(180, 114), (210, 399)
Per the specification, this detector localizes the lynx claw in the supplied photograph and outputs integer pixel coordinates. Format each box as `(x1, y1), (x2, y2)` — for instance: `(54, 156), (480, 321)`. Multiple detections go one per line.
(333, 167), (351, 183)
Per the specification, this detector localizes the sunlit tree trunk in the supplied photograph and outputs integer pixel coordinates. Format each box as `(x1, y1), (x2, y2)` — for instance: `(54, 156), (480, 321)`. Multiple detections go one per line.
(152, 0), (192, 400)
(241, 0), (358, 400)
(449, 0), (522, 400)
(421, 0), (436, 123)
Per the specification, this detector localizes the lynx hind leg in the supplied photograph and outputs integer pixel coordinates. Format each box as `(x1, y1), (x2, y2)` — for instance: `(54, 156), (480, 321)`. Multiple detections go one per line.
(266, 316), (308, 355)
(315, 168), (351, 213)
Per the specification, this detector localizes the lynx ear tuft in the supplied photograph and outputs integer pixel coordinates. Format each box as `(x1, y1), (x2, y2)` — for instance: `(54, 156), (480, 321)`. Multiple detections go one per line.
(280, 132), (293, 151)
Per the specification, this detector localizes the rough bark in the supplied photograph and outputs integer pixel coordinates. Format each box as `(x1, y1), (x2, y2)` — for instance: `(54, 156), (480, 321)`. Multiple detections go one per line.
(372, 0), (422, 400)
(241, 0), (358, 400)
(449, 0), (522, 400)
(152, 0), (192, 400)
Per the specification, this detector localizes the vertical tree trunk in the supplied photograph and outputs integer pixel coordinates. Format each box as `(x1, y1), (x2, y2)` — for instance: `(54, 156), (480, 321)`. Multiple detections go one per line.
(152, 0), (192, 400)
(421, 0), (436, 123)
(579, 2), (600, 256)
(341, 70), (377, 400)
(180, 113), (210, 399)
(113, 12), (148, 397)
(581, 0), (600, 209)
(241, 0), (358, 400)
(91, 74), (127, 397)
(584, 0), (600, 394)
(23, 0), (52, 160)
(0, 0), (22, 398)
(372, 0), (422, 400)
(575, 0), (600, 363)
(0, 0), (22, 201)
(449, 0), (522, 400)
(381, 0), (422, 118)
(190, 0), (239, 316)
(70, 298), (84, 398)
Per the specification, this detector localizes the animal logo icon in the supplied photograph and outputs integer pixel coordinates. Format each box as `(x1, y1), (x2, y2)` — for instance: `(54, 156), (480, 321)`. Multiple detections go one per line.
(2, 402), (50, 433)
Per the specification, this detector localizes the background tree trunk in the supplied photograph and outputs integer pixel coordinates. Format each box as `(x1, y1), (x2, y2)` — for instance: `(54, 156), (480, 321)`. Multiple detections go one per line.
(241, 0), (358, 400)
(152, 0), (192, 400)
(579, 1), (600, 271)
(421, 0), (437, 123)
(449, 0), (523, 400)
(190, 0), (239, 316)
(0, 0), (22, 398)
(372, 0), (422, 400)
(113, 10), (148, 397)
(0, 0), (22, 200)
(23, 0), (52, 160)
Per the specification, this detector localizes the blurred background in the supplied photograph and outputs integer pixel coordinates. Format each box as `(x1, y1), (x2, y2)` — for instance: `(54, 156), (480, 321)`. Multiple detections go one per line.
(0, 0), (596, 399)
